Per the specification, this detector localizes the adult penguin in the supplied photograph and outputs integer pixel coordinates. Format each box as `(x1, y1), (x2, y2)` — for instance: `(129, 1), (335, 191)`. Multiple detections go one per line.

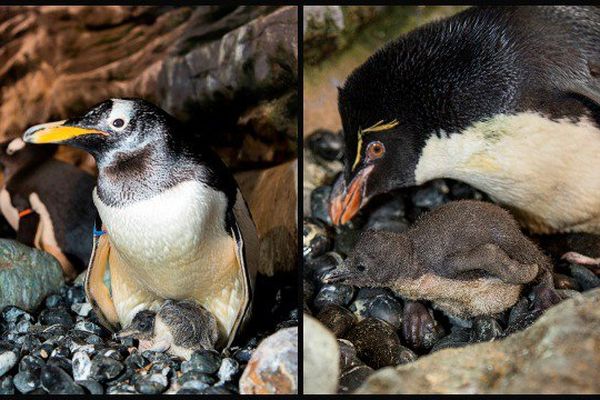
(23, 98), (259, 348)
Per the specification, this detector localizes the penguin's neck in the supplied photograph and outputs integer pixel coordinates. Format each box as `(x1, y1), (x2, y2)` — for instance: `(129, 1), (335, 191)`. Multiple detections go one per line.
(95, 142), (196, 207)
(414, 111), (600, 234)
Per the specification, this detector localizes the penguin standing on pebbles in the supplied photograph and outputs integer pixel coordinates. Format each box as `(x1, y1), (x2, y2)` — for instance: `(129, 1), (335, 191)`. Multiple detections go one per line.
(23, 98), (259, 349)
(0, 138), (95, 279)
(330, 6), (600, 236)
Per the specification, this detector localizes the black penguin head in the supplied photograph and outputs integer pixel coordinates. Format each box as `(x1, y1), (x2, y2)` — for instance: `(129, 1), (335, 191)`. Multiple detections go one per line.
(0, 138), (57, 174)
(324, 230), (415, 287)
(329, 7), (522, 225)
(22, 98), (177, 164)
(116, 309), (156, 341)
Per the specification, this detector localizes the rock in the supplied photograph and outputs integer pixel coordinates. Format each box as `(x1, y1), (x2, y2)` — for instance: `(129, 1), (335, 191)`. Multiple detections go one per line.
(317, 304), (356, 337)
(570, 264), (600, 291)
(356, 289), (600, 394)
(72, 351), (92, 382)
(39, 308), (74, 328)
(13, 370), (40, 394)
(411, 179), (449, 209)
(0, 349), (17, 377)
(313, 284), (355, 312)
(471, 317), (503, 342)
(180, 350), (221, 375)
(77, 379), (103, 394)
(239, 327), (298, 394)
(303, 218), (333, 260)
(89, 355), (124, 383)
(217, 358), (239, 382)
(0, 240), (64, 311)
(430, 328), (471, 353)
(345, 318), (416, 370)
(303, 150), (343, 217)
(307, 129), (344, 162)
(40, 365), (84, 394)
(364, 294), (403, 329)
(303, 315), (339, 394)
(337, 339), (361, 372)
(339, 365), (374, 394)
(0, 375), (14, 394)
(308, 251), (343, 284)
(310, 185), (333, 224)
(178, 370), (216, 388)
(553, 273), (581, 291)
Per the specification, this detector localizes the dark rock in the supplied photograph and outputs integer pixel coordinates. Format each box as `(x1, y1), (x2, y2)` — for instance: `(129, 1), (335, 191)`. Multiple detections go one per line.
(308, 252), (344, 284)
(337, 339), (361, 372)
(179, 370), (216, 387)
(73, 321), (104, 336)
(506, 297), (544, 336)
(40, 365), (84, 394)
(311, 185), (333, 224)
(313, 284), (355, 312)
(338, 365), (374, 394)
(124, 351), (149, 370)
(181, 350), (221, 375)
(471, 317), (504, 342)
(0, 375), (14, 394)
(303, 279), (315, 306)
(18, 355), (44, 374)
(316, 304), (356, 337)
(303, 218), (333, 260)
(430, 328), (472, 353)
(47, 356), (72, 376)
(1, 306), (32, 324)
(77, 379), (104, 395)
(307, 129), (344, 162)
(348, 287), (396, 321)
(13, 370), (40, 393)
(0, 240), (64, 311)
(39, 308), (74, 329)
(570, 264), (600, 291)
(345, 318), (416, 369)
(334, 226), (361, 256)
(411, 180), (449, 209)
(202, 385), (234, 394)
(365, 197), (409, 233)
(65, 286), (86, 306)
(448, 180), (484, 200)
(44, 295), (66, 309)
(106, 383), (137, 394)
(365, 294), (403, 329)
(134, 373), (167, 394)
(89, 355), (124, 383)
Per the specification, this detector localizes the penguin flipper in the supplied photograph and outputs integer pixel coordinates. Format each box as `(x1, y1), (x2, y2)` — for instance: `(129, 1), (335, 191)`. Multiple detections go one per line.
(85, 217), (119, 331)
(226, 189), (259, 348)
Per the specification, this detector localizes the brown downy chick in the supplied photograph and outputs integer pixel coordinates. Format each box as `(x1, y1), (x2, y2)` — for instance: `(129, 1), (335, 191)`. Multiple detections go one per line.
(325, 200), (559, 319)
(118, 300), (219, 360)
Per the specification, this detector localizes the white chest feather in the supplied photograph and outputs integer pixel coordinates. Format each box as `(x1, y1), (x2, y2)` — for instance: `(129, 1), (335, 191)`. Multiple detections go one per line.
(415, 112), (600, 234)
(93, 181), (237, 299)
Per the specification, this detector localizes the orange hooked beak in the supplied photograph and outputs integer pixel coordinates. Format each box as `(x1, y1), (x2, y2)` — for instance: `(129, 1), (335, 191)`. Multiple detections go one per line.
(329, 165), (374, 226)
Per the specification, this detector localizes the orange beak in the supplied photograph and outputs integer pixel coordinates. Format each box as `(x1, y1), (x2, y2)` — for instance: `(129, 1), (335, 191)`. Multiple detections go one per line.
(329, 165), (373, 226)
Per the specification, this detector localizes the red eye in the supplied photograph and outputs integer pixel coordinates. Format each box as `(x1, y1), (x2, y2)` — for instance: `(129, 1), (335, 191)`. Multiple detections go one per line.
(367, 141), (385, 160)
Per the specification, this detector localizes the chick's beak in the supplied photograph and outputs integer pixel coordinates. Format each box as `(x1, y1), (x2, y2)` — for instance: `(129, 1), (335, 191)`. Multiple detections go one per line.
(329, 165), (374, 226)
(22, 120), (108, 144)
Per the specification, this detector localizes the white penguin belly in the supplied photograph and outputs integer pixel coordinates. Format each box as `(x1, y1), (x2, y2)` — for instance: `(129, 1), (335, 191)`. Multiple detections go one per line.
(415, 112), (600, 234)
(93, 181), (244, 335)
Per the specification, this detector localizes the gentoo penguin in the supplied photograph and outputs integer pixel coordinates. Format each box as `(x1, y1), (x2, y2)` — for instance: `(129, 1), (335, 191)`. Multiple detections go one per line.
(329, 6), (600, 236)
(22, 98), (259, 349)
(0, 138), (95, 279)
(117, 299), (219, 360)
(324, 200), (559, 347)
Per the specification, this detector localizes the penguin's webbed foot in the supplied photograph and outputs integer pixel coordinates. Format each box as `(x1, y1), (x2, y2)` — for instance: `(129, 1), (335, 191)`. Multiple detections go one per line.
(402, 301), (437, 351)
(561, 252), (600, 275)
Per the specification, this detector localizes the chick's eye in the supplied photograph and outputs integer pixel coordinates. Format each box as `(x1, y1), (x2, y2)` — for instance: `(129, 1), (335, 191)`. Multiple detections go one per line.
(112, 118), (125, 128)
(367, 141), (385, 160)
(357, 265), (366, 272)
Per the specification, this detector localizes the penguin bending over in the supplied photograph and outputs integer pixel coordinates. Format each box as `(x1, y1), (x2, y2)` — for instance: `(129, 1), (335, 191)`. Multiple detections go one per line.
(330, 6), (600, 235)
(23, 98), (259, 349)
(0, 138), (95, 279)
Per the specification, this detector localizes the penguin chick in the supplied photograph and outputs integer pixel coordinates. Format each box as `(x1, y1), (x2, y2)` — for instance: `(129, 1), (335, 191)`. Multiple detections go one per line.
(118, 300), (219, 360)
(0, 137), (95, 279)
(325, 200), (558, 319)
(330, 6), (600, 236)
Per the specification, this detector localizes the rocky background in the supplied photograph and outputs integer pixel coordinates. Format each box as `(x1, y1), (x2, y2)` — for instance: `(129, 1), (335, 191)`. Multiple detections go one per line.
(0, 5), (298, 394)
(303, 6), (600, 395)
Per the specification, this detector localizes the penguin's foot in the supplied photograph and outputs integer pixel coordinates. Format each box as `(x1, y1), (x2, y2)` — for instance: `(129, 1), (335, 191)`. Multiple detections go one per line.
(530, 286), (561, 312)
(561, 251), (600, 267)
(402, 301), (436, 350)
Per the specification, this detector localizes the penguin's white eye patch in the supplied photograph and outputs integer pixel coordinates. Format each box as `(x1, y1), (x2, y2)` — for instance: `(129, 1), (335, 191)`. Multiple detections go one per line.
(6, 138), (26, 155)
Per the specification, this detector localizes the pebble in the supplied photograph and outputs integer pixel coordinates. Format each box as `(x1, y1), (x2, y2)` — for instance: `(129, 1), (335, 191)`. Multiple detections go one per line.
(0, 375), (14, 394)
(44, 295), (66, 309)
(307, 129), (344, 162)
(13, 370), (40, 393)
(65, 286), (86, 305)
(89, 355), (124, 383)
(311, 185), (333, 223)
(569, 264), (600, 291)
(72, 351), (92, 381)
(77, 379), (104, 394)
(337, 339), (362, 372)
(430, 328), (472, 353)
(303, 218), (333, 260)
(73, 321), (104, 336)
(181, 350), (221, 375)
(345, 318), (416, 369)
(308, 251), (344, 284)
(334, 226), (361, 256)
(1, 306), (32, 324)
(411, 180), (449, 209)
(471, 317), (504, 342)
(39, 308), (74, 329)
(217, 357), (239, 382)
(71, 303), (92, 317)
(313, 284), (355, 312)
(316, 304), (356, 337)
(365, 294), (403, 329)
(0, 350), (17, 377)
(338, 364), (374, 394)
(40, 365), (84, 394)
